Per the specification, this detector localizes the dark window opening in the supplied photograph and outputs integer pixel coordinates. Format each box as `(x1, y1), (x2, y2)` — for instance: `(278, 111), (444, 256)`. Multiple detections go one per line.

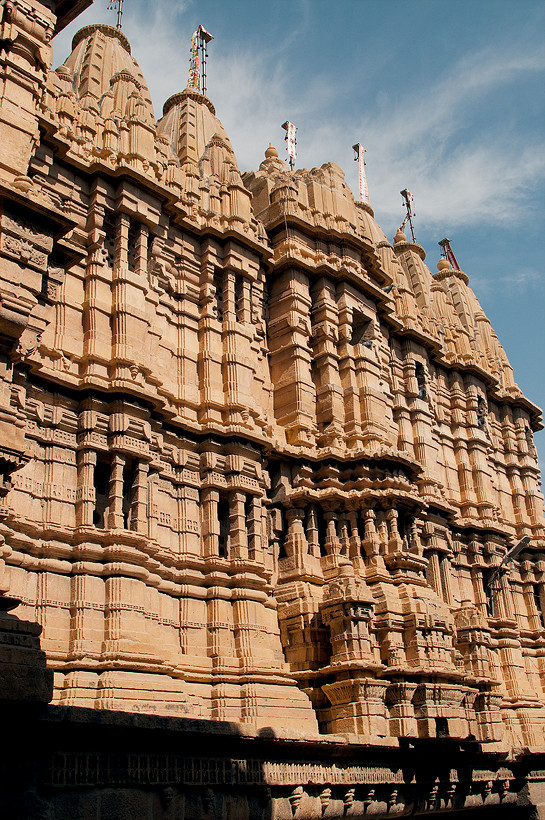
(436, 717), (449, 738)
(483, 570), (495, 618)
(235, 276), (244, 323)
(93, 458), (110, 528)
(127, 219), (140, 272)
(277, 508), (288, 559)
(357, 512), (367, 542)
(316, 506), (327, 557)
(244, 494), (254, 545)
(218, 496), (230, 558)
(351, 311), (373, 347)
(397, 510), (412, 549)
(103, 212), (116, 268)
(415, 362), (427, 399)
(534, 586), (545, 628)
(122, 458), (137, 529)
(477, 396), (487, 429)
(213, 270), (223, 321)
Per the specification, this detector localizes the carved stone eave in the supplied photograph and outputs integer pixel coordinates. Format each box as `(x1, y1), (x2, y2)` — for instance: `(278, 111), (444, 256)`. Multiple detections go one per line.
(264, 212), (387, 283)
(54, 0), (93, 33)
(0, 179), (76, 240)
(0, 179), (78, 362)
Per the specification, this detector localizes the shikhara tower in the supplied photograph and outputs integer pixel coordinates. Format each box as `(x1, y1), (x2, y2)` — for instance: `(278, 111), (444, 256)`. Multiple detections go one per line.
(0, 3), (544, 818)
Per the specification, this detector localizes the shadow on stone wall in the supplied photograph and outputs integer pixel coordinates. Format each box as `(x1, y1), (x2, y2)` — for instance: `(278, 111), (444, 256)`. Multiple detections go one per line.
(0, 593), (543, 819)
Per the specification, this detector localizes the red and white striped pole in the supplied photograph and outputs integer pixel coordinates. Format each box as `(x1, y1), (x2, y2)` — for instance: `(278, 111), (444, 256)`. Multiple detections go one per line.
(352, 143), (369, 204)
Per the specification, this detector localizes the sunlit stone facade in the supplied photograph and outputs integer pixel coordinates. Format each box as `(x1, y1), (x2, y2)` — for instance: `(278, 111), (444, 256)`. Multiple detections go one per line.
(1, 1), (545, 816)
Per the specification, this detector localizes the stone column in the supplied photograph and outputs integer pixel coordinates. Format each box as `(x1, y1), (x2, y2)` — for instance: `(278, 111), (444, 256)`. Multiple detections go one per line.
(387, 508), (403, 553)
(439, 554), (454, 605)
(362, 509), (380, 558)
(224, 269), (236, 322)
(498, 572), (516, 621)
(131, 460), (149, 533)
(229, 491), (248, 560)
(324, 510), (341, 556)
(147, 471), (159, 541)
(104, 576), (123, 653)
(108, 453), (126, 529)
(239, 277), (251, 324)
(135, 223), (148, 276)
(339, 514), (350, 557)
(201, 487), (220, 558)
(348, 510), (362, 561)
(306, 503), (321, 558)
(247, 495), (263, 562)
(427, 551), (442, 598)
(284, 507), (309, 562)
(76, 449), (96, 527)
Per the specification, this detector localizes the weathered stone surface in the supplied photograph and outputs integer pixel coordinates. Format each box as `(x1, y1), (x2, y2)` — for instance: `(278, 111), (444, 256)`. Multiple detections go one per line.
(0, 2), (544, 816)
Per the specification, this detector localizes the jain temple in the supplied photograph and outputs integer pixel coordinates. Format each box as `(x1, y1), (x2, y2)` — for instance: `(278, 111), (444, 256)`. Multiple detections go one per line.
(0, 0), (544, 817)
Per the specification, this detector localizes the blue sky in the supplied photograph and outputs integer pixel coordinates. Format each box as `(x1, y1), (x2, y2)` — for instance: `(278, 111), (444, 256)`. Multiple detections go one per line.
(54, 0), (545, 466)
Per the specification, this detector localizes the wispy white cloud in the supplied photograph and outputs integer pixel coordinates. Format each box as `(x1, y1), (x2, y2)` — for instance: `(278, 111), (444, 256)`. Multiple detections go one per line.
(350, 44), (545, 232)
(53, 5), (545, 237)
(471, 268), (545, 298)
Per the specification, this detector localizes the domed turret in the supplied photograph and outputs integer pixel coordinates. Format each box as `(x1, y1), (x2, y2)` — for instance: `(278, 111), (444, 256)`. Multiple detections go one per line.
(157, 87), (238, 173)
(62, 24), (154, 122)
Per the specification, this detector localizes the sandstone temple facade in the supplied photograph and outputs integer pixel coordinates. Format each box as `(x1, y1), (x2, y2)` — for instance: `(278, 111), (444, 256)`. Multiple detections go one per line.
(0, 1), (544, 817)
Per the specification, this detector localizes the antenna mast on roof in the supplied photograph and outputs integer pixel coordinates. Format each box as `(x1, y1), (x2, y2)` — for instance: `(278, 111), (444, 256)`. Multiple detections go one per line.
(106, 0), (124, 30)
(439, 237), (461, 271)
(352, 143), (369, 204)
(281, 121), (297, 170)
(188, 25), (214, 95)
(399, 189), (416, 243)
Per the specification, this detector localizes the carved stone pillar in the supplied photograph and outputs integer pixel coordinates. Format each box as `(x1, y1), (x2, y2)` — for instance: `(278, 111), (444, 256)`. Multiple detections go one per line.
(131, 460), (149, 534)
(147, 471), (159, 541)
(201, 487), (219, 558)
(108, 452), (125, 529)
(439, 554), (454, 605)
(387, 508), (403, 553)
(135, 223), (148, 276)
(247, 494), (263, 562)
(386, 682), (418, 738)
(305, 503), (321, 558)
(229, 490), (248, 560)
(284, 507), (308, 561)
(76, 449), (96, 526)
(238, 276), (251, 324)
(427, 551), (442, 598)
(324, 510), (341, 556)
(348, 510), (362, 561)
(223, 269), (236, 322)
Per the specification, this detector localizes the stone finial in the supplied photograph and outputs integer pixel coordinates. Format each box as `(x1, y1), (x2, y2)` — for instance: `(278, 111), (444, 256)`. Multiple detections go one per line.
(394, 228), (406, 244)
(437, 258), (451, 272)
(265, 143), (278, 159)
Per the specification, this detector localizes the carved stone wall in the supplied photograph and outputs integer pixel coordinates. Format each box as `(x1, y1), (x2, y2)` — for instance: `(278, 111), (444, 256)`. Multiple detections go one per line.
(0, 6), (544, 813)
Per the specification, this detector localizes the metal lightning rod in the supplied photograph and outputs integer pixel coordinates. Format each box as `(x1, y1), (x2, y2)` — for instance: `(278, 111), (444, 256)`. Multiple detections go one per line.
(400, 189), (416, 243)
(198, 25), (213, 96)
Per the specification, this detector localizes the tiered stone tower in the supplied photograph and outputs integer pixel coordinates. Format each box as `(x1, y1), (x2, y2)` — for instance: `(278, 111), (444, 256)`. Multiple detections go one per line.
(1, 8), (545, 817)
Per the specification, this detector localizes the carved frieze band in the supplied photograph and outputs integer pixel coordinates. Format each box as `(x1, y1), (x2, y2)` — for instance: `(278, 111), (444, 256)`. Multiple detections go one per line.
(44, 752), (515, 790)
